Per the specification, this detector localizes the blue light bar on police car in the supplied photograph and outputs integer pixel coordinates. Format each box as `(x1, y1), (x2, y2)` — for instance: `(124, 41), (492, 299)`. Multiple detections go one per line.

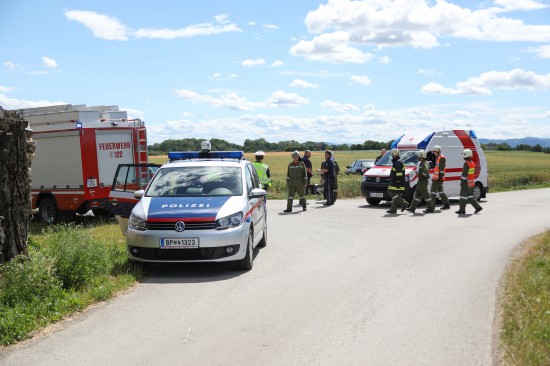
(168, 151), (244, 160)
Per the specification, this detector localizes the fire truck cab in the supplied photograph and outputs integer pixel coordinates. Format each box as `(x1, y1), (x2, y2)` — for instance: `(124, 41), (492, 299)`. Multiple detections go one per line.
(361, 129), (489, 205)
(21, 104), (149, 223)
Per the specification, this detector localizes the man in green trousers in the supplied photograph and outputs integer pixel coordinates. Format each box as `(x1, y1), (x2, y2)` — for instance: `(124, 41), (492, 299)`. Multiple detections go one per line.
(284, 150), (308, 213)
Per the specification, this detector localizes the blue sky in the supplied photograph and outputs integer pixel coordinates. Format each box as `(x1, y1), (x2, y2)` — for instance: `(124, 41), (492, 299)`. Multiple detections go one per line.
(1, 0), (550, 145)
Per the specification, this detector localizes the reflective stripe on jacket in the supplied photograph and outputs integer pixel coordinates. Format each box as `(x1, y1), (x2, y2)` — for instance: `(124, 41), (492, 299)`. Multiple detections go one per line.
(466, 160), (475, 187)
(388, 157), (405, 191)
(432, 154), (445, 181)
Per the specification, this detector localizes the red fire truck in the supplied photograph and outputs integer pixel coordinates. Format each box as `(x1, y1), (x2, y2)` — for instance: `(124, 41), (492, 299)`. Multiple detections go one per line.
(21, 104), (149, 223)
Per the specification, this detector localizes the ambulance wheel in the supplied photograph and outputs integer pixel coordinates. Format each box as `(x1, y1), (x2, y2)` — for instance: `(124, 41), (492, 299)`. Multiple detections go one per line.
(38, 198), (58, 224)
(473, 183), (483, 201)
(236, 231), (254, 271)
(366, 197), (381, 205)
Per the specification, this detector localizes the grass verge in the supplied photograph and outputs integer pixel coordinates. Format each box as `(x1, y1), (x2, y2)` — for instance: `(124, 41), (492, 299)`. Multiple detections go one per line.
(499, 230), (550, 365)
(0, 222), (140, 346)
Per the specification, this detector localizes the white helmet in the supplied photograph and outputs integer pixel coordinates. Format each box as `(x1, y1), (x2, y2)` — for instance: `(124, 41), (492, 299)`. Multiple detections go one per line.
(255, 150), (265, 156)
(462, 148), (473, 158)
(390, 148), (400, 157)
(291, 150), (300, 156)
(432, 145), (442, 152)
(417, 150), (427, 159)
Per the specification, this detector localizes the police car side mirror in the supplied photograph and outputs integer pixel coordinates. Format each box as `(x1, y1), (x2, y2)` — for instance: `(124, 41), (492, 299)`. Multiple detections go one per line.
(134, 190), (145, 199)
(250, 188), (266, 198)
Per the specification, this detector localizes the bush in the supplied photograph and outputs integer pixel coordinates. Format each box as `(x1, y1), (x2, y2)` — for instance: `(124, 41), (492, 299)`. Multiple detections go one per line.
(42, 224), (114, 289)
(0, 252), (62, 306)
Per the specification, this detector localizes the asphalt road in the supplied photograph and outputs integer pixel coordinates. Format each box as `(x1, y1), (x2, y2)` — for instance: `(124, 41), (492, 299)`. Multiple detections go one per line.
(2, 189), (550, 366)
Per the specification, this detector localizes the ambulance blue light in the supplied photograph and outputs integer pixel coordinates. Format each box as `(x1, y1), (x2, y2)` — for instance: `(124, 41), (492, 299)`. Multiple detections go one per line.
(168, 151), (244, 161)
(470, 130), (478, 139)
(417, 132), (435, 149)
(390, 134), (405, 149)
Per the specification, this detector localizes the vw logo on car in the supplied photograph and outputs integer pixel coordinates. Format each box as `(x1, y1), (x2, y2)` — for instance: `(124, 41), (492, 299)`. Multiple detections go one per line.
(175, 221), (185, 232)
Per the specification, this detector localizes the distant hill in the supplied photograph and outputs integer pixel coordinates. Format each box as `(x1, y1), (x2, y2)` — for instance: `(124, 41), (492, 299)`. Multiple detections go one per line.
(479, 137), (550, 148)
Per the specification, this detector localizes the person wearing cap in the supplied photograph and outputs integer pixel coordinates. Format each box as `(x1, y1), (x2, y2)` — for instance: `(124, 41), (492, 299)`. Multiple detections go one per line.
(386, 148), (409, 214)
(317, 150), (336, 206)
(406, 150), (434, 213)
(456, 149), (483, 215)
(302, 150), (314, 194)
(252, 150), (271, 191)
(284, 150), (308, 212)
(430, 145), (450, 210)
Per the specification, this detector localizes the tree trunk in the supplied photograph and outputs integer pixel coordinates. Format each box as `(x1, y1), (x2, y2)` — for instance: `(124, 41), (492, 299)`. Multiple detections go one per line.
(0, 107), (33, 264)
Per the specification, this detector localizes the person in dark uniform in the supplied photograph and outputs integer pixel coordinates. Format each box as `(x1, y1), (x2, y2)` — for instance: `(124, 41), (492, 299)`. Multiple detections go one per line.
(317, 150), (336, 206)
(284, 150), (308, 212)
(302, 150), (314, 194)
(386, 148), (409, 214)
(456, 148), (483, 215)
(375, 148), (386, 165)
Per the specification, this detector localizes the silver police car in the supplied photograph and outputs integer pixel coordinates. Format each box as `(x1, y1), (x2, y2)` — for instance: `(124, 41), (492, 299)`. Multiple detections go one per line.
(125, 148), (267, 270)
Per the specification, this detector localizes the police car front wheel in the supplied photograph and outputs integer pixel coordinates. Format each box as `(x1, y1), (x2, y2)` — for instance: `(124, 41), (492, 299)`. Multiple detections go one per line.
(236, 231), (254, 270)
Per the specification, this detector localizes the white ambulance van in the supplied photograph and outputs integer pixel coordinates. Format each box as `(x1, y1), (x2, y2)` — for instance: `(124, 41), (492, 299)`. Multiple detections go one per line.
(361, 129), (488, 205)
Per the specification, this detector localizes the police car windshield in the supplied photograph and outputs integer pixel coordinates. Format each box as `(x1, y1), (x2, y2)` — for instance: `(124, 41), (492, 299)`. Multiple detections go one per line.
(376, 151), (418, 166)
(145, 166), (243, 197)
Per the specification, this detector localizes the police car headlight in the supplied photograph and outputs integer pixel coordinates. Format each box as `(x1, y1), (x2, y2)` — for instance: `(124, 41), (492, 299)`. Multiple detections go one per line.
(215, 212), (243, 230)
(129, 214), (147, 231)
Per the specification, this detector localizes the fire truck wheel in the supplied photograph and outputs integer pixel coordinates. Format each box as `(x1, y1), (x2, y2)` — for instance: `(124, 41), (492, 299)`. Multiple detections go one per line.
(92, 208), (112, 219)
(38, 198), (58, 224)
(366, 197), (381, 205)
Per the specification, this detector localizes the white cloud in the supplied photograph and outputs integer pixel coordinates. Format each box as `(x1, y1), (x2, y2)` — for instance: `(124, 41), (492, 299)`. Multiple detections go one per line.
(321, 100), (360, 112)
(529, 45), (550, 58)
(350, 75), (372, 85)
(208, 72), (238, 81)
(290, 79), (320, 88)
(0, 94), (65, 110)
(173, 89), (262, 110)
(65, 10), (129, 41)
(290, 31), (374, 63)
(418, 69), (443, 77)
(292, 0), (550, 64)
(421, 69), (550, 95)
(271, 60), (284, 67)
(492, 0), (549, 12)
(173, 89), (309, 110)
(42, 57), (58, 68)
(378, 55), (391, 64)
(263, 24), (280, 32)
(0, 85), (14, 93)
(65, 10), (242, 40)
(266, 90), (310, 108)
(4, 61), (17, 71)
(241, 58), (265, 67)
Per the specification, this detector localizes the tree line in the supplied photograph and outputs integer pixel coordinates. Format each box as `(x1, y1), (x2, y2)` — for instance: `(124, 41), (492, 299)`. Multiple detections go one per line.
(149, 138), (392, 154)
(149, 138), (550, 154)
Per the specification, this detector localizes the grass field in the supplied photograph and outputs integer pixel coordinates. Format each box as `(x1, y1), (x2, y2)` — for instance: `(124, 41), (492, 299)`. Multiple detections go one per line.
(149, 150), (550, 199)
